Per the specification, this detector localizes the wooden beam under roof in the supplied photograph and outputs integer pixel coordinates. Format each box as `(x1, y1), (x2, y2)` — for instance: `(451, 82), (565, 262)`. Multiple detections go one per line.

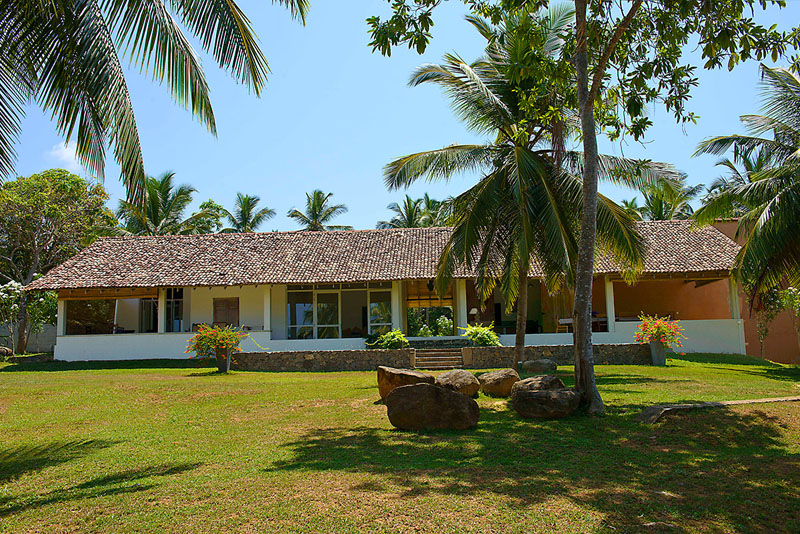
(57, 287), (158, 300)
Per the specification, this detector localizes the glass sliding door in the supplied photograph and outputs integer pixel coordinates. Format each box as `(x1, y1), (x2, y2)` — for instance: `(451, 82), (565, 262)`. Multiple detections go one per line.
(368, 290), (392, 335)
(287, 290), (313, 339)
(315, 292), (340, 338)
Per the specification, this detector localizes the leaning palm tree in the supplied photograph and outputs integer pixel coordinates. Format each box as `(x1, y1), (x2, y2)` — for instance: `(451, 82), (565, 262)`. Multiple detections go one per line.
(0, 0), (308, 202)
(384, 6), (677, 400)
(117, 172), (209, 235)
(222, 193), (275, 233)
(639, 175), (703, 220)
(377, 196), (427, 228)
(288, 190), (352, 231)
(695, 65), (800, 297)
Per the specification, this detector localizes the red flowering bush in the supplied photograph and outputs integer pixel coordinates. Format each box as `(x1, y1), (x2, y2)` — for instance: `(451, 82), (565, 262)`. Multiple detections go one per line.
(185, 324), (248, 358)
(634, 315), (686, 350)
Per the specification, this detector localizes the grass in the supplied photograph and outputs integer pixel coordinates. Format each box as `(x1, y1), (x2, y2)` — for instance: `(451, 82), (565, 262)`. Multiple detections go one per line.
(0, 354), (798, 533)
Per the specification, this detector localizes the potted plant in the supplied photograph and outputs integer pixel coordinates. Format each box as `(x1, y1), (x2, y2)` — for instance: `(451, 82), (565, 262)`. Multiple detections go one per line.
(634, 315), (686, 366)
(185, 324), (248, 373)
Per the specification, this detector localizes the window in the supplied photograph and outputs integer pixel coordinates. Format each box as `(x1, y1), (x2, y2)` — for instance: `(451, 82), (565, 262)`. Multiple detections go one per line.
(213, 297), (239, 327)
(166, 288), (184, 332)
(286, 283), (392, 339)
(140, 298), (158, 333)
(369, 290), (392, 335)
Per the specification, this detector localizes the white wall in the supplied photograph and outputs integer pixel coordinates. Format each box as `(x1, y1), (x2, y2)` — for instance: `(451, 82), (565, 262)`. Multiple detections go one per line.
(495, 319), (746, 354)
(1, 324), (57, 353)
(53, 331), (367, 360)
(188, 286), (266, 330)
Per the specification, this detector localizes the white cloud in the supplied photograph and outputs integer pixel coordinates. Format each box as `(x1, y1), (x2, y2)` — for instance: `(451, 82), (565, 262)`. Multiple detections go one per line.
(47, 142), (83, 173)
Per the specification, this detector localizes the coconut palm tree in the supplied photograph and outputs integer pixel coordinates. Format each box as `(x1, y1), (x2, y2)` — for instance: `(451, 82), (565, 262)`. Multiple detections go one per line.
(377, 195), (427, 228)
(0, 0), (308, 201)
(695, 65), (800, 296)
(703, 147), (770, 218)
(222, 193), (275, 233)
(639, 176), (703, 220)
(620, 198), (643, 220)
(288, 190), (352, 231)
(384, 5), (676, 381)
(117, 172), (209, 235)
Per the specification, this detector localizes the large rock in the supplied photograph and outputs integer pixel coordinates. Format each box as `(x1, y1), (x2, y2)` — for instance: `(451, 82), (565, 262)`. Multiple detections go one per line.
(377, 366), (434, 400)
(385, 383), (480, 430)
(0, 346), (12, 357)
(511, 375), (565, 396)
(520, 358), (557, 375)
(512, 388), (580, 419)
(478, 368), (520, 398)
(435, 369), (480, 397)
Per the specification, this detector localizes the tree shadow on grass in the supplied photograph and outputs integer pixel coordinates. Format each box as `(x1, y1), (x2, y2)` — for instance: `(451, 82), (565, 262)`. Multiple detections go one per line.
(0, 440), (117, 484)
(0, 359), (213, 373)
(0, 462), (201, 518)
(267, 406), (799, 532)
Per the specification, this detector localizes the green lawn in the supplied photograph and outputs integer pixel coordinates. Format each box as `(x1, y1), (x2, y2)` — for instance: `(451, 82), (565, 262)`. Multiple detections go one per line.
(1, 354), (798, 533)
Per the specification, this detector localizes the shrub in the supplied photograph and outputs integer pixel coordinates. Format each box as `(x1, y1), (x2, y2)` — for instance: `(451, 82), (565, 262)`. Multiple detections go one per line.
(416, 324), (433, 337)
(185, 324), (248, 358)
(634, 315), (686, 350)
(435, 315), (453, 336)
(368, 329), (409, 349)
(461, 322), (502, 346)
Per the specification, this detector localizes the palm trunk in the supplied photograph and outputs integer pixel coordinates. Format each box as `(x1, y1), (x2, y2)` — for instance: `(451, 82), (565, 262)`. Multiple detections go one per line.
(514, 263), (529, 370)
(15, 293), (29, 355)
(573, 0), (605, 414)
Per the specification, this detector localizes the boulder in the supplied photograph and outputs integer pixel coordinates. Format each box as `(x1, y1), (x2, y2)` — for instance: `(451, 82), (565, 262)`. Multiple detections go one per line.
(511, 375), (566, 396)
(520, 358), (557, 375)
(512, 388), (580, 419)
(377, 366), (434, 400)
(478, 368), (520, 398)
(0, 346), (12, 357)
(385, 383), (480, 430)
(435, 369), (480, 397)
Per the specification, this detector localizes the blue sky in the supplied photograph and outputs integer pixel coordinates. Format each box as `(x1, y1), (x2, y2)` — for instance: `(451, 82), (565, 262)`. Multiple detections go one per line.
(12, 1), (800, 231)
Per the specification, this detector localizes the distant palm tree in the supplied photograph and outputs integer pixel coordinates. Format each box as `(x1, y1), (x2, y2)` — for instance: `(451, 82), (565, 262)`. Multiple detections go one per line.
(695, 65), (800, 296)
(117, 172), (209, 235)
(703, 147), (769, 218)
(620, 198), (643, 221)
(639, 176), (703, 220)
(420, 193), (448, 226)
(222, 193), (275, 233)
(377, 196), (426, 228)
(288, 190), (352, 231)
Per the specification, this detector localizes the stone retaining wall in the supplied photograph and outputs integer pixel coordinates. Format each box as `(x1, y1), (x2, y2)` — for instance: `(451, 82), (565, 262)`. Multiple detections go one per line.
(464, 343), (651, 369)
(233, 349), (413, 372)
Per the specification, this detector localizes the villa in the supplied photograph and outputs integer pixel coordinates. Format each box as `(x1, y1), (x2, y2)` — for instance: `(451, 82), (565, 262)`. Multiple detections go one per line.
(26, 220), (746, 361)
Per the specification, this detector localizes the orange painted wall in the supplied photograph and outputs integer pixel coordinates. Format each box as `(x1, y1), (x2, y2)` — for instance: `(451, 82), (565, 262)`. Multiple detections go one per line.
(713, 221), (800, 364)
(612, 279), (732, 320)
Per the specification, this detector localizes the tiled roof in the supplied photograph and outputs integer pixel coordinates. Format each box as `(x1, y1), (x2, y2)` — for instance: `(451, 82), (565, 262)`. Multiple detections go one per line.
(26, 221), (739, 290)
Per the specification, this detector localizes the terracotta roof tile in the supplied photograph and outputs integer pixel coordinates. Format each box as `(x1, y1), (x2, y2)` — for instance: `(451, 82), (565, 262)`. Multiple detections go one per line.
(26, 221), (739, 290)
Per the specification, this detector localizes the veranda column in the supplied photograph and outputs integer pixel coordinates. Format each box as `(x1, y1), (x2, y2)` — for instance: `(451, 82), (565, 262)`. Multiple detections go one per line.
(56, 299), (66, 336)
(157, 288), (166, 333)
(263, 285), (272, 339)
(455, 279), (468, 333)
(391, 281), (402, 332)
(604, 275), (616, 333)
